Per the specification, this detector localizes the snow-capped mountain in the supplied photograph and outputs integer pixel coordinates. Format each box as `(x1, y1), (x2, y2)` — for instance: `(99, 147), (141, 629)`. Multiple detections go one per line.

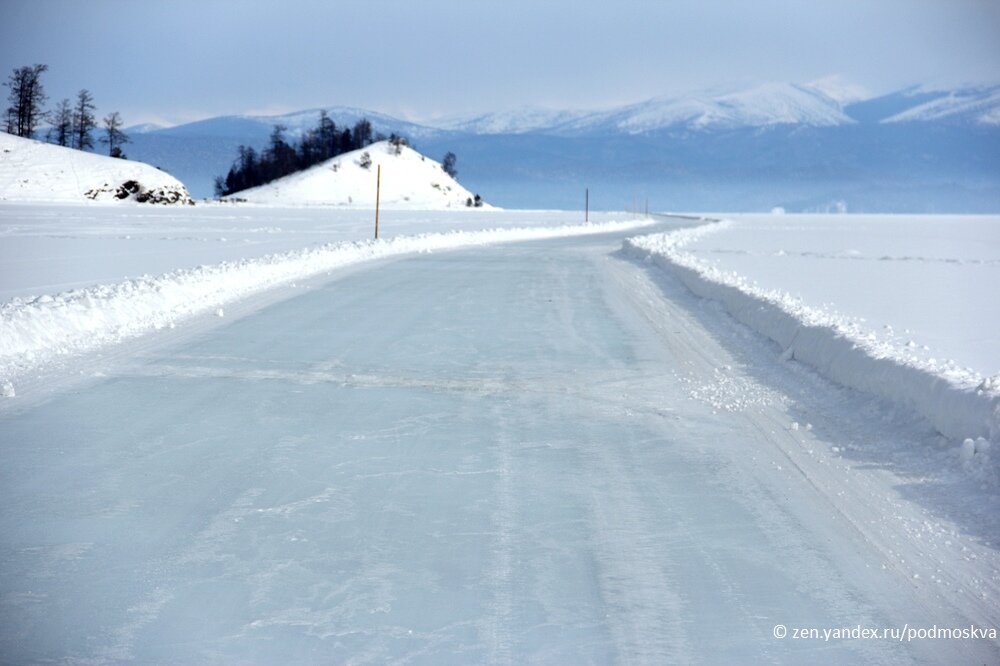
(804, 75), (870, 106)
(123, 122), (168, 134)
(231, 141), (491, 209)
(557, 82), (856, 134)
(432, 82), (857, 136)
(880, 85), (1000, 125)
(0, 132), (193, 204)
(106, 79), (999, 210)
(156, 106), (442, 141)
(433, 106), (585, 135)
(467, 81), (999, 133)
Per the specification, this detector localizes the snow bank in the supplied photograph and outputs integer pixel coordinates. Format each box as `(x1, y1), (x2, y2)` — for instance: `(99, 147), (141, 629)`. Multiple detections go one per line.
(230, 141), (489, 209)
(0, 219), (653, 385)
(0, 132), (193, 204)
(625, 221), (1000, 442)
(681, 214), (1000, 374)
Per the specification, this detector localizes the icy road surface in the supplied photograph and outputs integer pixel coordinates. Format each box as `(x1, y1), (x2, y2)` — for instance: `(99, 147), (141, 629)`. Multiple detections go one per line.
(1, 227), (998, 663)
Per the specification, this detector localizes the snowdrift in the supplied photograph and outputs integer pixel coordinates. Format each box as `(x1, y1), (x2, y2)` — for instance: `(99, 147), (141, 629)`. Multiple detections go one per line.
(0, 219), (653, 388)
(229, 141), (491, 209)
(0, 132), (193, 204)
(626, 221), (1000, 443)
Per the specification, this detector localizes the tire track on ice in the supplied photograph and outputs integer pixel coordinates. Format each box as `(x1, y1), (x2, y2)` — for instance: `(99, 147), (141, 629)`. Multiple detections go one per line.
(583, 428), (690, 663)
(483, 399), (515, 665)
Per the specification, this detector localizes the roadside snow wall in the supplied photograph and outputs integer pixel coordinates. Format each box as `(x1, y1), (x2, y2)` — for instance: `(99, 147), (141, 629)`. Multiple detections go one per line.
(625, 220), (1000, 443)
(0, 220), (654, 386)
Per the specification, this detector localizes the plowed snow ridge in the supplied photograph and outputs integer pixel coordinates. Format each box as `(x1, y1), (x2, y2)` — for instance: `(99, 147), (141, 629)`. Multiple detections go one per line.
(626, 220), (1000, 443)
(0, 220), (654, 386)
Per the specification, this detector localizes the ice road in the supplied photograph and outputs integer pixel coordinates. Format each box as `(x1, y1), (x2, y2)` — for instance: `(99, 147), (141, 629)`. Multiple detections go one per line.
(1, 225), (997, 664)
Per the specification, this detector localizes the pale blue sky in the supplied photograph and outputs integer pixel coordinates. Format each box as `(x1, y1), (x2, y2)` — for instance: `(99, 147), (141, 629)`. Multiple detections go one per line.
(2, 0), (999, 126)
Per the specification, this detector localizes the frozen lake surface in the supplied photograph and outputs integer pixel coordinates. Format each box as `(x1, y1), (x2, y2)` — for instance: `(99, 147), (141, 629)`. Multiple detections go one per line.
(2, 227), (998, 663)
(0, 204), (613, 301)
(684, 214), (1000, 376)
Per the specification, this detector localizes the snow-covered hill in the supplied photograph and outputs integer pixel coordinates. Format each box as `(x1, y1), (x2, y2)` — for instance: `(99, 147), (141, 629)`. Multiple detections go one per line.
(0, 132), (193, 204)
(230, 141), (492, 209)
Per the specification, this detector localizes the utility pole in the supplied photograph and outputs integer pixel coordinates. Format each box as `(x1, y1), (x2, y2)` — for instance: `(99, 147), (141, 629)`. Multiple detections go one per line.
(374, 164), (381, 240)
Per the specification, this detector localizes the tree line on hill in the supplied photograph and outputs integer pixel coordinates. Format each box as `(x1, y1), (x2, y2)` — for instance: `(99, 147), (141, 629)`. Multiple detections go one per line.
(4, 64), (129, 157)
(214, 112), (387, 196)
(6, 63), (471, 201)
(214, 113), (463, 198)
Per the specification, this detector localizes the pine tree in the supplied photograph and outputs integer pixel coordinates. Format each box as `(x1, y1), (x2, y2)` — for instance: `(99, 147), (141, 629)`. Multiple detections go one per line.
(72, 89), (97, 150)
(4, 64), (48, 138)
(317, 110), (337, 160)
(351, 119), (373, 149)
(213, 115), (395, 197)
(265, 124), (297, 179)
(339, 128), (353, 153)
(442, 152), (457, 178)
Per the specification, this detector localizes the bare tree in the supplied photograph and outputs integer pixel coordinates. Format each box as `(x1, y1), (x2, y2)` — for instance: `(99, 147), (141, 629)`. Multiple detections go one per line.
(4, 64), (48, 138)
(72, 89), (97, 150)
(100, 111), (129, 157)
(48, 98), (73, 146)
(388, 133), (407, 155)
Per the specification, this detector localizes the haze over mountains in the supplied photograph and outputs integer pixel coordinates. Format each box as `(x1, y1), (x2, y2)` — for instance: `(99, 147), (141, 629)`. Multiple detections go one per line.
(123, 81), (1000, 212)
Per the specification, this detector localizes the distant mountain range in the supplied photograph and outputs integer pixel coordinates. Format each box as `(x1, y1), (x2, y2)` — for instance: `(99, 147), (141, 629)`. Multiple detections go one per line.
(120, 81), (1000, 211)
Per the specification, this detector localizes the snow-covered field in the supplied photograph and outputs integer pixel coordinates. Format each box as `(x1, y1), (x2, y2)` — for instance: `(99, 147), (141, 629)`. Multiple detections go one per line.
(685, 214), (999, 375)
(0, 204), (610, 301)
(2, 199), (1000, 661)
(4, 202), (998, 447)
(627, 213), (1000, 444)
(0, 203), (651, 388)
(1, 220), (999, 663)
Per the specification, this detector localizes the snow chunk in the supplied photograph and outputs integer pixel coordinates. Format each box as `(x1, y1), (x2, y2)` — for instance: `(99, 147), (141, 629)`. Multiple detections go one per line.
(961, 438), (977, 462)
(960, 437), (995, 483)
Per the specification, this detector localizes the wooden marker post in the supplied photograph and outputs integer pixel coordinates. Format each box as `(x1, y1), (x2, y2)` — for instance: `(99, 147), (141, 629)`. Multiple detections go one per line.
(585, 187), (589, 223)
(374, 164), (381, 239)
